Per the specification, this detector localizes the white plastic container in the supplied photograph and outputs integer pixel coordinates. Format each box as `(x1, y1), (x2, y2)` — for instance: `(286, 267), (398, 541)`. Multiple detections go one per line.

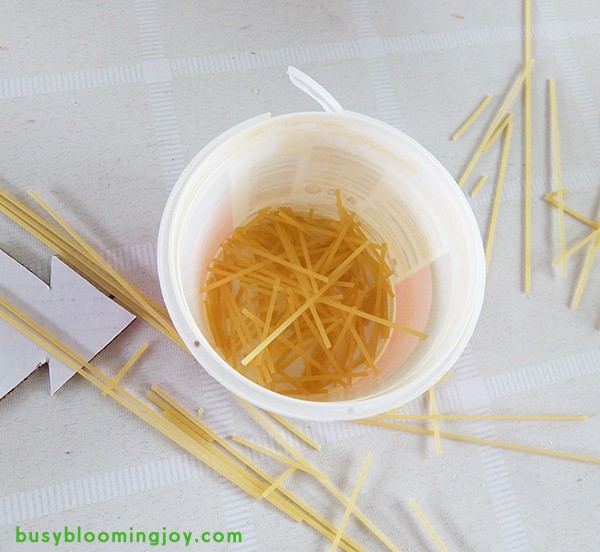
(158, 74), (485, 421)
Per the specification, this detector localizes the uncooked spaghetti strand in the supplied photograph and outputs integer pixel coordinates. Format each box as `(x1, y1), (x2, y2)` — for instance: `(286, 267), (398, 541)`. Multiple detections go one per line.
(0, 298), (194, 459)
(524, 0), (533, 292)
(238, 399), (311, 466)
(0, 297), (119, 391)
(429, 387), (441, 455)
(150, 398), (358, 544)
(330, 453), (373, 551)
(458, 60), (534, 187)
(0, 301), (221, 484)
(451, 95), (493, 141)
(0, 307), (209, 461)
(409, 499), (448, 552)
(544, 192), (599, 229)
(158, 409), (265, 491)
(202, 259), (272, 291)
(437, 370), (454, 385)
(145, 387), (314, 494)
(485, 121), (513, 267)
(101, 343), (148, 396)
(548, 79), (567, 277)
(368, 413), (588, 422)
(2, 189), (129, 304)
(267, 412), (321, 451)
(353, 420), (600, 464)
(262, 467), (296, 498)
(231, 239), (329, 283)
(482, 113), (514, 153)
(232, 437), (324, 477)
(551, 227), (600, 267)
(470, 175), (489, 198)
(317, 469), (401, 552)
(570, 235), (600, 309)
(318, 297), (427, 339)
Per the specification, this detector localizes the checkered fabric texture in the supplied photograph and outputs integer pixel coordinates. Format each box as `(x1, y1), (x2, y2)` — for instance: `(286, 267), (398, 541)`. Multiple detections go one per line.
(1, 1), (599, 550)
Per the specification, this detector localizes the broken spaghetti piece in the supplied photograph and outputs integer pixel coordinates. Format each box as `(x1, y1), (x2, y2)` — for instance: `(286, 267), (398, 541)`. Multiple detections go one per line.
(203, 194), (426, 399)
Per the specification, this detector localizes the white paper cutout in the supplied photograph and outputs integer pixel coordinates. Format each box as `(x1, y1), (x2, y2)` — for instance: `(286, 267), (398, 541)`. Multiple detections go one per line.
(0, 249), (135, 397)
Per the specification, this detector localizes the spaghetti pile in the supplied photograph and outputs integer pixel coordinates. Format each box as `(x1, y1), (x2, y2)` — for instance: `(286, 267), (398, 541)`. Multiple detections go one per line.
(203, 193), (426, 399)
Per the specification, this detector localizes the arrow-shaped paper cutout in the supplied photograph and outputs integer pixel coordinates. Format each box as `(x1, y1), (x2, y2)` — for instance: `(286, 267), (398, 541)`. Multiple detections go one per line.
(0, 249), (135, 397)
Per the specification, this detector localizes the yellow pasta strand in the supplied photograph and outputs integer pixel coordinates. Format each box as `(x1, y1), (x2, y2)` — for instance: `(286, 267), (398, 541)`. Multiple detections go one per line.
(17, 341), (316, 542)
(369, 413), (587, 422)
(544, 192), (599, 229)
(148, 396), (331, 528)
(330, 453), (373, 552)
(0, 278), (372, 552)
(429, 387), (442, 456)
(482, 113), (514, 153)
(458, 60), (534, 187)
(101, 343), (148, 396)
(238, 399), (313, 467)
(353, 420), (600, 465)
(485, 121), (514, 268)
(548, 79), (568, 277)
(317, 476), (400, 552)
(524, 0), (533, 292)
(147, 388), (215, 443)
(318, 297), (427, 339)
(409, 499), (448, 552)
(451, 95), (493, 141)
(267, 412), (322, 451)
(525, 0), (532, 62)
(202, 259), (271, 291)
(28, 192), (177, 338)
(262, 467), (297, 498)
(232, 240), (329, 283)
(552, 227), (600, 267)
(570, 235), (600, 309)
(232, 437), (323, 477)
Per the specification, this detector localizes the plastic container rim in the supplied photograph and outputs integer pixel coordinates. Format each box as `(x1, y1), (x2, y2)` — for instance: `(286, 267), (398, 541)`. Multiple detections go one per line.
(157, 110), (486, 421)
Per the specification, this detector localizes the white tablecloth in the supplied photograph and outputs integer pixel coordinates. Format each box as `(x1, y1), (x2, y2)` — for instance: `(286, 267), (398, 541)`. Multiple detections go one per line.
(1, 1), (599, 550)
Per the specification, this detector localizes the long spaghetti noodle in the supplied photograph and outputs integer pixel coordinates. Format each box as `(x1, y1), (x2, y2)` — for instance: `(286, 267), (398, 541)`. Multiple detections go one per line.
(0, 296), (369, 552)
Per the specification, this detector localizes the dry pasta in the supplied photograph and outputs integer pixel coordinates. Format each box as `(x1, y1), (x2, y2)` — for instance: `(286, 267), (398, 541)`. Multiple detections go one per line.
(203, 193), (425, 399)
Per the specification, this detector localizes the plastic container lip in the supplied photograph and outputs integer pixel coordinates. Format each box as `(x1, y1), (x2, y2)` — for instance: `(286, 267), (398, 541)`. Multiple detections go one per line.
(157, 110), (486, 422)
